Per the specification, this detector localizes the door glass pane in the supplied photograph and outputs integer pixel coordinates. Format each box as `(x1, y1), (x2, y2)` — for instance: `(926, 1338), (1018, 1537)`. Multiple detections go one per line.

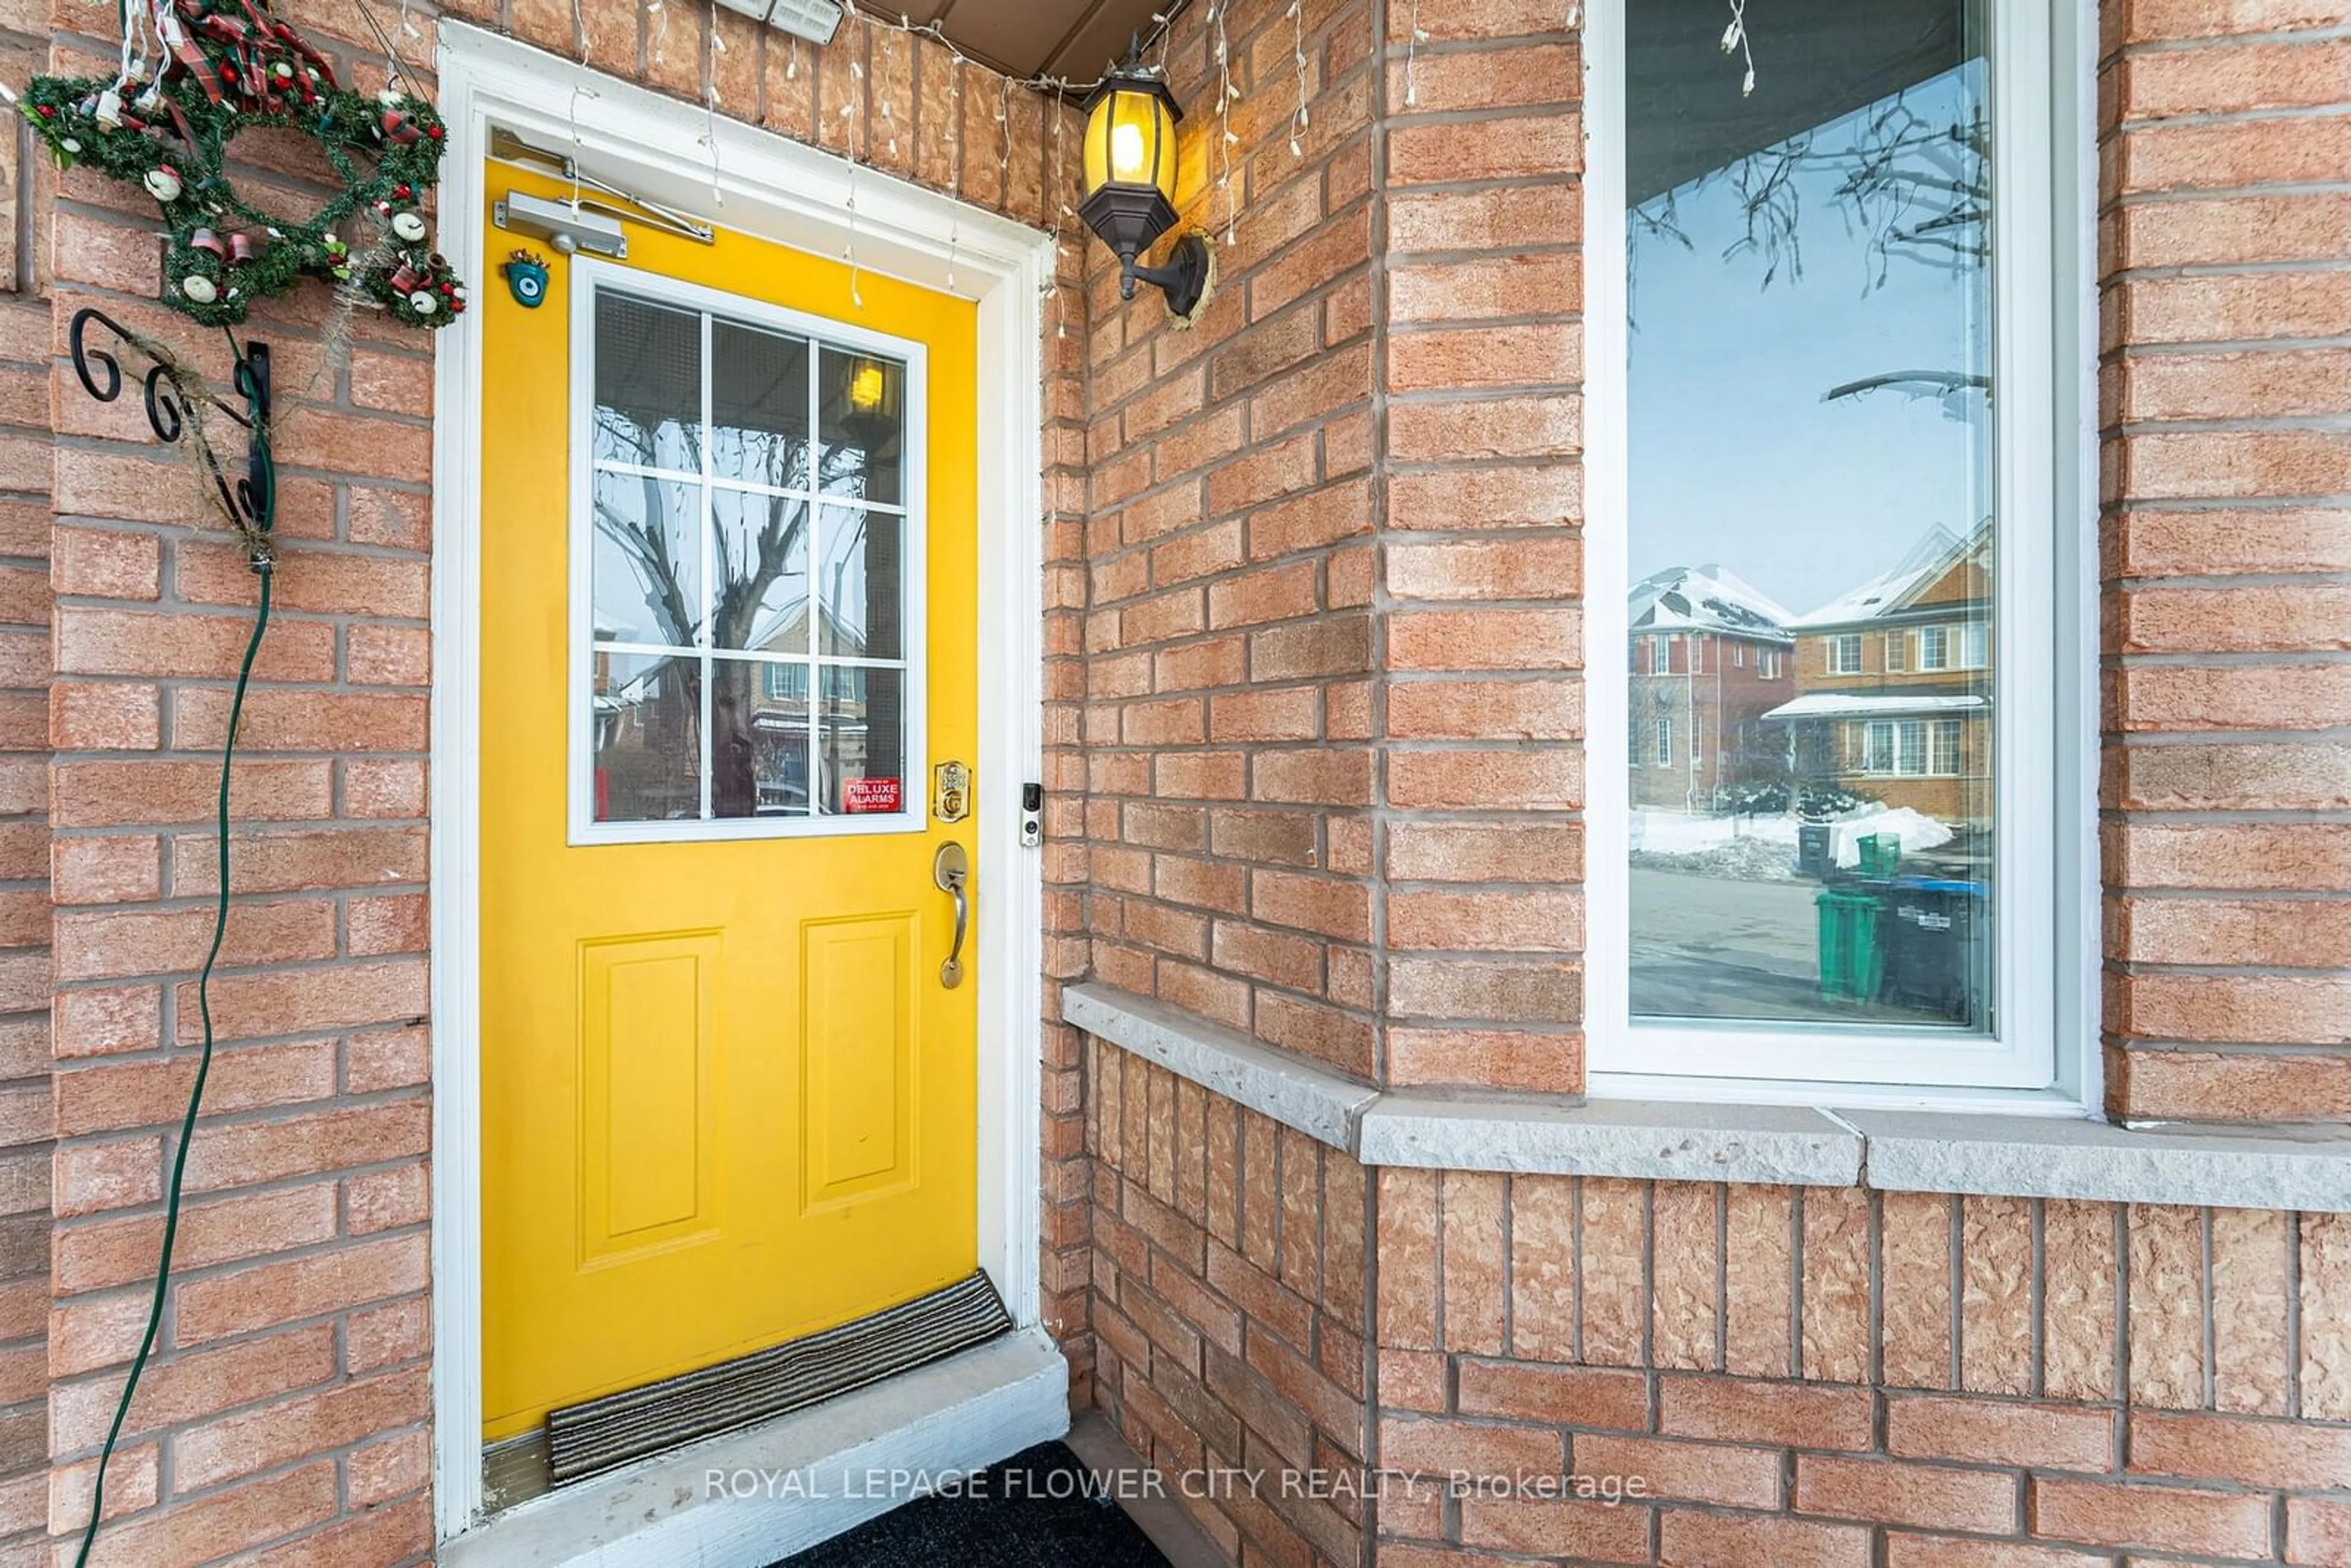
(816, 349), (904, 507)
(1627, 0), (1995, 1030)
(816, 507), (903, 661)
(591, 650), (703, 822)
(817, 666), (906, 816)
(711, 489), (810, 655)
(593, 294), (701, 472)
(581, 284), (918, 838)
(591, 471), (702, 647)
(712, 321), (809, 490)
(710, 656), (812, 819)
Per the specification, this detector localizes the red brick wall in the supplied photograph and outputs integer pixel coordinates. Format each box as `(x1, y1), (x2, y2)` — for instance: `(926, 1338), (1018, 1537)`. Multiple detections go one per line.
(1073, 0), (2351, 1112)
(1076, 0), (1589, 1098)
(1078, 0), (1385, 1081)
(37, 0), (447, 1553)
(27, 0), (1090, 1561)
(2099, 0), (2351, 1123)
(0, 7), (54, 1559)
(1089, 1038), (1373, 1567)
(1083, 1046), (2351, 1567)
(1374, 0), (1586, 1099)
(1378, 1174), (2351, 1566)
(1627, 631), (1792, 811)
(1070, 1), (2351, 1567)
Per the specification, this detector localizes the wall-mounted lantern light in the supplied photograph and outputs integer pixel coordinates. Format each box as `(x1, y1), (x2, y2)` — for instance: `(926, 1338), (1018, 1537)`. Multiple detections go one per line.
(838, 354), (901, 448)
(1078, 54), (1213, 320)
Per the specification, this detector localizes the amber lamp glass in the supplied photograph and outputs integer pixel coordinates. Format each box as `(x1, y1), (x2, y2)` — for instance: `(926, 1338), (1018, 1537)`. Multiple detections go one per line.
(848, 358), (888, 415)
(1078, 60), (1212, 317)
(1082, 79), (1177, 215)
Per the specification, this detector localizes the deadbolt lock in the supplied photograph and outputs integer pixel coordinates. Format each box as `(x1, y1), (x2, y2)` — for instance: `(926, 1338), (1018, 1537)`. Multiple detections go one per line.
(933, 760), (970, 824)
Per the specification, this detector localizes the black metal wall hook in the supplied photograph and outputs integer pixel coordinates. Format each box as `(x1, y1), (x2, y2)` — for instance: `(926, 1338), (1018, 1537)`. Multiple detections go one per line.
(67, 307), (277, 571)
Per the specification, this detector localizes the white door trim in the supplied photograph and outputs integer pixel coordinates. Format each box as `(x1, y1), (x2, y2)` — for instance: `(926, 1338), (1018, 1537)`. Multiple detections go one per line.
(429, 23), (1053, 1543)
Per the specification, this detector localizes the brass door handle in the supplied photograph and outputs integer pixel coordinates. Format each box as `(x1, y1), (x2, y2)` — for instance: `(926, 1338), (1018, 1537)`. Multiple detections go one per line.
(934, 842), (969, 988)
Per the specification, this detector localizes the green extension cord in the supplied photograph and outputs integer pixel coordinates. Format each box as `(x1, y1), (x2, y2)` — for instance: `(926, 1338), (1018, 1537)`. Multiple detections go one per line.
(74, 566), (273, 1567)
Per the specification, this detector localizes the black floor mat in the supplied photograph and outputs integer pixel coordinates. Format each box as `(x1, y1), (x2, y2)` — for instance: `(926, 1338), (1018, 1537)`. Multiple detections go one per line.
(773, 1441), (1173, 1567)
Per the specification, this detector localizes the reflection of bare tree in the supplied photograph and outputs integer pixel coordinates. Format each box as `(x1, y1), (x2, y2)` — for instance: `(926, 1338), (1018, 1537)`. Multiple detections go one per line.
(593, 402), (869, 814)
(1719, 718), (1792, 807)
(1633, 70), (1990, 426)
(1637, 75), (1988, 294)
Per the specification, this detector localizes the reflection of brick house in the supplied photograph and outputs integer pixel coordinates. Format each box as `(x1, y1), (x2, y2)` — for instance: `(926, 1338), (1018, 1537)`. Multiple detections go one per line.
(1627, 565), (1794, 810)
(1766, 524), (1993, 823)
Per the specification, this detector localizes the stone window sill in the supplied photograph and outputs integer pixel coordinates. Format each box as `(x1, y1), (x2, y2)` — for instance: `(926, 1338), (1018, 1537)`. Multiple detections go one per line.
(1063, 983), (2351, 1214)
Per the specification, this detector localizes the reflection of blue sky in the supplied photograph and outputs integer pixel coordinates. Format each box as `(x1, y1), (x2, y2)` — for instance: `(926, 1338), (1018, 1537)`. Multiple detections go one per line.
(1630, 64), (1988, 615)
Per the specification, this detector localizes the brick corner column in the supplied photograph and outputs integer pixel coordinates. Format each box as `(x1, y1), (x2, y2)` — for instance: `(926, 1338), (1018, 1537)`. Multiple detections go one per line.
(2096, 0), (2351, 1125)
(1373, 0), (1588, 1096)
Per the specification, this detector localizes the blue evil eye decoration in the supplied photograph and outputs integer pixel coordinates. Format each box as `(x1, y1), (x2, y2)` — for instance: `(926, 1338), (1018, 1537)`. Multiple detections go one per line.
(503, 249), (550, 308)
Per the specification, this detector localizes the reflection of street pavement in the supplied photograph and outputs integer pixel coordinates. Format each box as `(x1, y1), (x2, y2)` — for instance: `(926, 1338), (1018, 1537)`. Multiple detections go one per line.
(1630, 868), (1922, 1024)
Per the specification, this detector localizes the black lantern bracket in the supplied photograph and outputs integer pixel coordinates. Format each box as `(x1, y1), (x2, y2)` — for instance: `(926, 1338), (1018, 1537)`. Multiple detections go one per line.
(1122, 231), (1215, 321)
(67, 307), (277, 572)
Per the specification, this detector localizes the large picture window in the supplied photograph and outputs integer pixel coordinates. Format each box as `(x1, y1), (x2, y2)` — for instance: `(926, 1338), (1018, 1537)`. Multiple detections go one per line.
(1590, 0), (2066, 1091)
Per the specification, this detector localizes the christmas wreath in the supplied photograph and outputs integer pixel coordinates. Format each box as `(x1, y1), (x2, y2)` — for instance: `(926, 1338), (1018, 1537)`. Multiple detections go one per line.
(18, 0), (465, 329)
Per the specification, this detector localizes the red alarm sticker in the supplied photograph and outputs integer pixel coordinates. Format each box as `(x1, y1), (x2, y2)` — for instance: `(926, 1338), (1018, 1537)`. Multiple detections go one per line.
(842, 777), (902, 814)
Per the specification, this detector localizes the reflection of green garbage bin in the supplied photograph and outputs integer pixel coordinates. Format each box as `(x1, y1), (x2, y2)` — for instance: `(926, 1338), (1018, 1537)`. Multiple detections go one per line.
(1815, 887), (1884, 1002)
(1857, 833), (1902, 880)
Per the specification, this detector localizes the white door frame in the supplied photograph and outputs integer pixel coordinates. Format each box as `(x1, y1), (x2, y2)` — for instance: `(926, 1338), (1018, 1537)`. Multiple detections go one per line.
(429, 23), (1053, 1542)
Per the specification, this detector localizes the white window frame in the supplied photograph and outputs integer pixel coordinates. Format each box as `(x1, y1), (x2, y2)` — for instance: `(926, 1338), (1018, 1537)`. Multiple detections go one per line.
(1828, 632), (1863, 674)
(1919, 623), (1952, 670)
(1860, 719), (1894, 775)
(1884, 631), (1907, 672)
(566, 260), (932, 846)
(1583, 0), (2082, 1101)
(1860, 718), (1966, 778)
(1960, 619), (1991, 669)
(1655, 716), (1673, 767)
(1733, 641), (1745, 668)
(1933, 717), (1965, 776)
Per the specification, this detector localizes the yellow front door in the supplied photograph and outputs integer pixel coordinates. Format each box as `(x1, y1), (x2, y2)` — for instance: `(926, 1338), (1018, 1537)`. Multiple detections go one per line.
(478, 166), (982, 1441)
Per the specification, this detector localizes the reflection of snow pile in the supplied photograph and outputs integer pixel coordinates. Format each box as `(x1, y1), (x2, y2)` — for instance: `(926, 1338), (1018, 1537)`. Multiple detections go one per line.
(1630, 806), (1954, 880)
(1630, 810), (1801, 880)
(1633, 832), (1801, 881)
(1825, 807), (1952, 868)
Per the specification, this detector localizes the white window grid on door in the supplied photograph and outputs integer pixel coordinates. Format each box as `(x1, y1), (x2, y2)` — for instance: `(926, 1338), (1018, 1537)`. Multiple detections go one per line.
(567, 258), (931, 845)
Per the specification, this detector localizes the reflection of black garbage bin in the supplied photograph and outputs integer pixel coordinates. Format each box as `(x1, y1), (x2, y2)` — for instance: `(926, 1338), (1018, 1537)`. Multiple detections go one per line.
(1796, 823), (1832, 880)
(1881, 877), (1986, 1021)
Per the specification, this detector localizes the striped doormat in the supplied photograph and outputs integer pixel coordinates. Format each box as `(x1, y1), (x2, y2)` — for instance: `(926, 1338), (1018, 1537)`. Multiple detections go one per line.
(546, 1270), (1015, 1483)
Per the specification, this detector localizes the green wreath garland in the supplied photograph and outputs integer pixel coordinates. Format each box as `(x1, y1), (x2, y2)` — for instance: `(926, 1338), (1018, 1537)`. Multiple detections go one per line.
(18, 0), (464, 329)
